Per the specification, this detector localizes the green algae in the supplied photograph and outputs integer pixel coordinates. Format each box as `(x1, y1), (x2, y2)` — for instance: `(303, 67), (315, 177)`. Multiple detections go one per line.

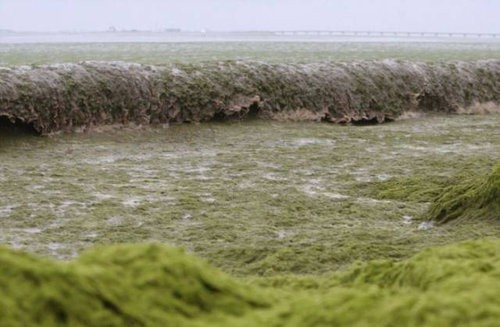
(1, 115), (499, 275)
(1, 114), (499, 326)
(363, 175), (449, 203)
(240, 239), (500, 326)
(1, 60), (499, 134)
(254, 242), (500, 327)
(2, 42), (500, 67)
(1, 239), (499, 326)
(426, 162), (500, 224)
(0, 243), (266, 327)
(1, 40), (499, 326)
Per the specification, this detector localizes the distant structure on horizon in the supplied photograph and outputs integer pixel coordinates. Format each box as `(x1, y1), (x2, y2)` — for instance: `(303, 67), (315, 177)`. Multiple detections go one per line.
(2, 29), (498, 40)
(106, 26), (181, 33)
(270, 30), (498, 38)
(99, 29), (497, 38)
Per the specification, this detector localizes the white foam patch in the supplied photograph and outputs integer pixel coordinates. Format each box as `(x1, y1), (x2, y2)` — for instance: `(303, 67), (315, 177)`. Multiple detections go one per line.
(24, 227), (42, 234)
(0, 205), (16, 217)
(355, 197), (392, 205)
(84, 231), (98, 239)
(292, 138), (336, 146)
(402, 215), (413, 225)
(301, 184), (349, 200)
(122, 197), (141, 207)
(418, 221), (434, 230)
(106, 216), (123, 226)
(199, 193), (216, 203)
(93, 192), (114, 200)
(262, 173), (287, 181)
(323, 192), (350, 200)
(276, 230), (288, 240)
(47, 242), (64, 251)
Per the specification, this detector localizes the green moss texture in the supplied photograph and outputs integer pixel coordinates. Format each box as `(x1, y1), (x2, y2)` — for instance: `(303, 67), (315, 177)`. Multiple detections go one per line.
(1, 239), (499, 326)
(0, 244), (265, 326)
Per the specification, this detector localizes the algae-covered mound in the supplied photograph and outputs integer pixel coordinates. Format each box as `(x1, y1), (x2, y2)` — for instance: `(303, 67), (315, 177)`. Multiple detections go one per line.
(1, 240), (500, 326)
(0, 60), (499, 134)
(426, 163), (500, 224)
(0, 243), (265, 326)
(253, 239), (500, 327)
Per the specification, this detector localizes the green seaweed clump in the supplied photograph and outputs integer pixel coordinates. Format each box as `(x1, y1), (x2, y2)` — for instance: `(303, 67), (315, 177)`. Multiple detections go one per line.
(426, 162), (500, 223)
(252, 239), (500, 327)
(1, 240), (500, 326)
(0, 243), (265, 326)
(364, 175), (449, 203)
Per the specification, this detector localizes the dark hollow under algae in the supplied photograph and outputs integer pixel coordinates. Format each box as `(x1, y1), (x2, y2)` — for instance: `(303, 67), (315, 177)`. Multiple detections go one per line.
(0, 60), (498, 134)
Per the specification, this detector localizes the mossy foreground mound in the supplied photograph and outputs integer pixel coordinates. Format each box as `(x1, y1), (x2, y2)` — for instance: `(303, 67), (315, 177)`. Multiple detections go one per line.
(426, 163), (500, 224)
(0, 244), (266, 326)
(1, 240), (500, 326)
(0, 60), (499, 134)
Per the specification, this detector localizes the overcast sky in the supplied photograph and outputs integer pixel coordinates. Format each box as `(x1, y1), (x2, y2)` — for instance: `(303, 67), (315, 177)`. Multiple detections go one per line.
(0, 0), (499, 33)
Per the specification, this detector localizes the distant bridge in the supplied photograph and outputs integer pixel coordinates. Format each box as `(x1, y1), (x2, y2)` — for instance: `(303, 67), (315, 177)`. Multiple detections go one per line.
(271, 30), (499, 38)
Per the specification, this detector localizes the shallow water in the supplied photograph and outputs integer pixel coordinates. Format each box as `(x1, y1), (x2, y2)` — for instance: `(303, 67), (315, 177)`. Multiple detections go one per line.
(2, 40), (500, 66)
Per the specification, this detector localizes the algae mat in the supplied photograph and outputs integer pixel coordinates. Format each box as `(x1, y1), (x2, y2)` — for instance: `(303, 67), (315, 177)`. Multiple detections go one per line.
(0, 114), (499, 276)
(2, 41), (500, 66)
(1, 239), (499, 326)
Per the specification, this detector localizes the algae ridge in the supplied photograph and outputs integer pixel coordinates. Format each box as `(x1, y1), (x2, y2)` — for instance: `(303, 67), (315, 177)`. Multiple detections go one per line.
(0, 60), (499, 134)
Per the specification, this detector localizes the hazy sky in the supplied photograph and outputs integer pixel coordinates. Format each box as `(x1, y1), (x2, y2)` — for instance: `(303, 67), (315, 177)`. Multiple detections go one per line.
(1, 0), (499, 33)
